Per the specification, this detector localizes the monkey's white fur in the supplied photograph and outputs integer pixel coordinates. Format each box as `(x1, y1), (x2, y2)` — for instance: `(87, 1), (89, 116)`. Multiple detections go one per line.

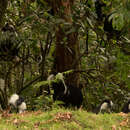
(9, 94), (19, 107)
(100, 102), (108, 111)
(18, 102), (26, 113)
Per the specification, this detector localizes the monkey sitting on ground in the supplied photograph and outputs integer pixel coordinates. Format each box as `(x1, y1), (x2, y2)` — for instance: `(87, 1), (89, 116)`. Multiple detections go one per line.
(122, 100), (130, 113)
(94, 99), (114, 114)
(9, 94), (27, 113)
(47, 73), (83, 108)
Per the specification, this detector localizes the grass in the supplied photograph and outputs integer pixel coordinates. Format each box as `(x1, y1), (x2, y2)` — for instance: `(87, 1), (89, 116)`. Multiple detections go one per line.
(0, 108), (130, 130)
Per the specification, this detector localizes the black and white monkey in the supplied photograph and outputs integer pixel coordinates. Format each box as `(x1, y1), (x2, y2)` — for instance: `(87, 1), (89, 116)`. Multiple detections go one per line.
(47, 73), (83, 108)
(9, 94), (27, 113)
(94, 100), (114, 114)
(122, 100), (130, 113)
(47, 73), (67, 95)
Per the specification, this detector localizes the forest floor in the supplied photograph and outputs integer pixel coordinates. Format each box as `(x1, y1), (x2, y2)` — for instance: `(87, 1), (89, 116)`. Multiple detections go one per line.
(0, 108), (130, 130)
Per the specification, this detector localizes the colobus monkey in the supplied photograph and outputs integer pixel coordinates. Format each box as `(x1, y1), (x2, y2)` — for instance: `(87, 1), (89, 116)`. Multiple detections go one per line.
(122, 100), (130, 113)
(47, 73), (67, 95)
(94, 0), (106, 21)
(9, 94), (26, 113)
(48, 73), (83, 108)
(95, 100), (114, 114)
(53, 83), (83, 108)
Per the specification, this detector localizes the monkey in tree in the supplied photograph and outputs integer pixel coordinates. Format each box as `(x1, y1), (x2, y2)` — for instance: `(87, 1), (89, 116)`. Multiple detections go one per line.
(122, 100), (130, 113)
(0, 23), (20, 61)
(94, 0), (122, 39)
(103, 14), (121, 39)
(95, 0), (106, 21)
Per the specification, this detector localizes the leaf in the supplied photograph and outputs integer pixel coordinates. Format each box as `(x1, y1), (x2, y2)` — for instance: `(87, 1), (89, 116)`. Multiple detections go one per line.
(86, 17), (94, 28)
(1, 110), (11, 118)
(112, 125), (116, 130)
(120, 118), (129, 127)
(65, 27), (76, 35)
(13, 118), (18, 125)
(118, 112), (128, 117)
(23, 126), (28, 129)
(34, 122), (40, 128)
(112, 13), (124, 30)
(54, 112), (72, 121)
(99, 55), (108, 61)
(33, 81), (48, 88)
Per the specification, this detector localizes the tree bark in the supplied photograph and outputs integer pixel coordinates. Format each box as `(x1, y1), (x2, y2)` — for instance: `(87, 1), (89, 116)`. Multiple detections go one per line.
(52, 0), (80, 87)
(0, 0), (8, 27)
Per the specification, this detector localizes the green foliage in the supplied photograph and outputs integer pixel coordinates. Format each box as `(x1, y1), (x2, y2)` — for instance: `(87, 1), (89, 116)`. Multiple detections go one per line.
(111, 13), (124, 30)
(28, 95), (53, 111)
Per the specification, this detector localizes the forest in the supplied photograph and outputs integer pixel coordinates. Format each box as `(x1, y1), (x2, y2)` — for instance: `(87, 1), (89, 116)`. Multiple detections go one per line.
(0, 0), (130, 128)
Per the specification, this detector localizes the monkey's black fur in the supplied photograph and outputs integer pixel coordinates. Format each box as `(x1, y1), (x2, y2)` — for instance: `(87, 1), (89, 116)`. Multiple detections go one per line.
(103, 14), (121, 39)
(0, 38), (19, 61)
(94, 0), (121, 39)
(15, 96), (25, 106)
(122, 100), (130, 113)
(52, 82), (83, 108)
(0, 23), (20, 61)
(95, 0), (106, 21)
(104, 15), (113, 33)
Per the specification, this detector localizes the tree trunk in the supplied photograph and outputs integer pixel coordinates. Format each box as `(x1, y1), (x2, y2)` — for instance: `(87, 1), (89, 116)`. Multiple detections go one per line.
(0, 0), (8, 27)
(52, 0), (80, 87)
